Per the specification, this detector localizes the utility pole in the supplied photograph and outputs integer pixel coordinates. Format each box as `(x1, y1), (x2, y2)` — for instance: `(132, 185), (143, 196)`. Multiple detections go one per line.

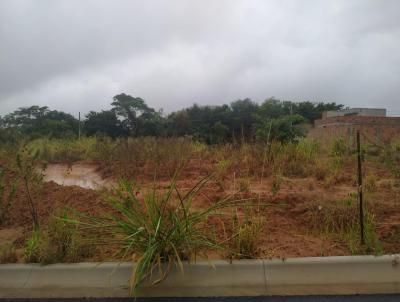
(357, 131), (365, 245)
(78, 111), (81, 139)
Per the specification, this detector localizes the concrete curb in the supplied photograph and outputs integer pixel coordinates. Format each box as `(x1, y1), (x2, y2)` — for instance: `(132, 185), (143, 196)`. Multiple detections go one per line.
(0, 255), (399, 298)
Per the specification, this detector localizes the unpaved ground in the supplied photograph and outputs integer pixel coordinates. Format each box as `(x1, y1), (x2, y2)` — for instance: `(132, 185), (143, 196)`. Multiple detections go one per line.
(43, 163), (113, 189)
(1, 159), (399, 263)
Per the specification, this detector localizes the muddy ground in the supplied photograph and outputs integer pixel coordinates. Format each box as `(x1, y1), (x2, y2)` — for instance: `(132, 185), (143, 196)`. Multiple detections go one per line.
(1, 158), (399, 263)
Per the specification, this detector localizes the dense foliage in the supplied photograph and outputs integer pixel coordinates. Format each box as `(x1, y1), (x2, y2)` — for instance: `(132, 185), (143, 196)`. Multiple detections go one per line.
(0, 94), (343, 143)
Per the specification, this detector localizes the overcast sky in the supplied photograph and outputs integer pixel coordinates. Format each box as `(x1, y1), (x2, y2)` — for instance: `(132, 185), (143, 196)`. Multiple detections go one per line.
(1, 0), (400, 117)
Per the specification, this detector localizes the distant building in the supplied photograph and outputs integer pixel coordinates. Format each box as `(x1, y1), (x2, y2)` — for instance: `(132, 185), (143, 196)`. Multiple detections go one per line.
(309, 108), (400, 145)
(322, 108), (386, 118)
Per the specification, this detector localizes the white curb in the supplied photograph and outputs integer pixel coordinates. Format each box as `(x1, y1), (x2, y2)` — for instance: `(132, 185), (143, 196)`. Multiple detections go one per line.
(0, 255), (399, 298)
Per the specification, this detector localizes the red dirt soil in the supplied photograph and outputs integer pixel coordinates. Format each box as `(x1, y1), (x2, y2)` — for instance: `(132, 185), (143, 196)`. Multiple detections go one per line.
(0, 158), (399, 263)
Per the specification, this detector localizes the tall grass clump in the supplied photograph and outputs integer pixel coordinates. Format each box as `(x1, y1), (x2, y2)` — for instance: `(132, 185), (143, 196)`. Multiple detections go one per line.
(310, 194), (382, 254)
(227, 206), (265, 259)
(67, 175), (249, 294)
(24, 209), (92, 264)
(97, 137), (199, 179)
(330, 138), (349, 170)
(26, 137), (97, 163)
(380, 138), (400, 178)
(272, 139), (319, 178)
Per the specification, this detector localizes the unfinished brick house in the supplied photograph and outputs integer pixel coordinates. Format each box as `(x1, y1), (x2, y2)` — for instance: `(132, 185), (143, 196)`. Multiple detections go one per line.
(309, 108), (400, 146)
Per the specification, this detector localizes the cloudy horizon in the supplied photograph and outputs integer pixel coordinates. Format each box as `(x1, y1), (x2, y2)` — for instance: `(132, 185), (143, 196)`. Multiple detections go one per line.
(1, 0), (400, 117)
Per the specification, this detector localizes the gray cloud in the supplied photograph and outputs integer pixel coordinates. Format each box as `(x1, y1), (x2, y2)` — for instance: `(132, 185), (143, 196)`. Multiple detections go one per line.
(1, 0), (400, 116)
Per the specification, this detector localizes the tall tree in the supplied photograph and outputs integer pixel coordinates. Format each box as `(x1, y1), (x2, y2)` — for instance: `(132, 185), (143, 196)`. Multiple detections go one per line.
(84, 110), (124, 137)
(111, 93), (156, 136)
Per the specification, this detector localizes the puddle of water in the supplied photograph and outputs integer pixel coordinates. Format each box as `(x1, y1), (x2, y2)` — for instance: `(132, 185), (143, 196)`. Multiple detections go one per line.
(43, 163), (113, 190)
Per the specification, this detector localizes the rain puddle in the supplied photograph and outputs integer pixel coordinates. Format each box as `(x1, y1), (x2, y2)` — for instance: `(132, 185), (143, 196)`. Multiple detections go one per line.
(43, 163), (113, 190)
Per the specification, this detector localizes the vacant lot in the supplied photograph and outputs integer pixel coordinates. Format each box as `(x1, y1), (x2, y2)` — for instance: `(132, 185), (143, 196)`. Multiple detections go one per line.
(0, 137), (399, 265)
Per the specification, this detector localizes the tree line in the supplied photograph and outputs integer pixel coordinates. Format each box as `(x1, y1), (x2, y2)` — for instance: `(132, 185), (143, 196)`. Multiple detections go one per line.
(0, 93), (343, 143)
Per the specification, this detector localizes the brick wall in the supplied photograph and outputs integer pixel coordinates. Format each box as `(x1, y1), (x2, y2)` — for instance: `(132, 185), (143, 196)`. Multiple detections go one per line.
(309, 116), (400, 145)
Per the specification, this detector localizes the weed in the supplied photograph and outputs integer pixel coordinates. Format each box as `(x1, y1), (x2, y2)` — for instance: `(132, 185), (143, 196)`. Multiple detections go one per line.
(331, 138), (348, 158)
(24, 230), (42, 263)
(379, 179), (393, 190)
(0, 168), (17, 225)
(26, 137), (97, 164)
(227, 207), (264, 259)
(238, 178), (250, 192)
(310, 194), (382, 254)
(364, 173), (378, 193)
(380, 139), (400, 178)
(66, 174), (250, 294)
(0, 244), (18, 263)
(43, 209), (92, 264)
(271, 172), (283, 196)
(314, 162), (328, 181)
(215, 159), (232, 190)
(16, 147), (43, 229)
(23, 209), (91, 264)
(271, 139), (319, 178)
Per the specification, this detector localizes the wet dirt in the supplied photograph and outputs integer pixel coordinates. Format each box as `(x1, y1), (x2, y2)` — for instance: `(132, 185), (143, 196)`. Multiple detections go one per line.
(43, 163), (114, 190)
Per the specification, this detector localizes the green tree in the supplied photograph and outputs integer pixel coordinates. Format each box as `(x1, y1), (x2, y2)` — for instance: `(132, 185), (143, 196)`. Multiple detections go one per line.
(84, 110), (124, 138)
(111, 93), (156, 136)
(255, 114), (306, 143)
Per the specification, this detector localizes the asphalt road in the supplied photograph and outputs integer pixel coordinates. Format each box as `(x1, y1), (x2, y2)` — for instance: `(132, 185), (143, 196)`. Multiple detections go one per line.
(1, 296), (400, 302)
